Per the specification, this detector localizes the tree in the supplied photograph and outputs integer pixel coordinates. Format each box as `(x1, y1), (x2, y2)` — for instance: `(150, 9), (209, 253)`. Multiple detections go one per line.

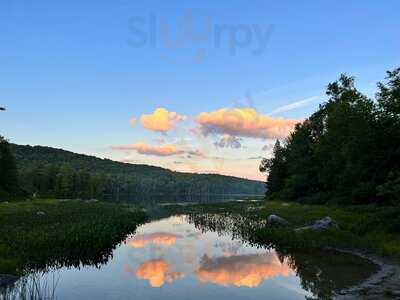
(260, 140), (287, 198)
(314, 74), (377, 202)
(283, 121), (318, 201)
(0, 136), (19, 199)
(375, 68), (400, 203)
(261, 68), (400, 205)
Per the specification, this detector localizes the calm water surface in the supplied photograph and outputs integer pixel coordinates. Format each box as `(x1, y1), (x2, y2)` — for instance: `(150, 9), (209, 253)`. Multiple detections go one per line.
(3, 214), (378, 300)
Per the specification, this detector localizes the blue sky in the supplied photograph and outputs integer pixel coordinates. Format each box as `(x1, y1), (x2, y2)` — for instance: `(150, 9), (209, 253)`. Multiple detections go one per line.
(1, 1), (399, 180)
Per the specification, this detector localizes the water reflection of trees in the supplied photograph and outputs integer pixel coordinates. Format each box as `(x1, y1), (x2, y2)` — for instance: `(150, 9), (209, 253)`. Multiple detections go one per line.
(1, 223), (144, 298)
(186, 212), (377, 300)
(186, 212), (267, 245)
(0, 271), (60, 300)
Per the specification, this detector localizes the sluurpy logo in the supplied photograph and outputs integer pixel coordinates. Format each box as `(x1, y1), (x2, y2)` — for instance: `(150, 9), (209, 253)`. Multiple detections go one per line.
(128, 12), (274, 63)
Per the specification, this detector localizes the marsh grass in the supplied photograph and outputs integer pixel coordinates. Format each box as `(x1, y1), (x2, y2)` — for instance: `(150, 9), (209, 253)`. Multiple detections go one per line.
(0, 199), (146, 275)
(166, 200), (400, 257)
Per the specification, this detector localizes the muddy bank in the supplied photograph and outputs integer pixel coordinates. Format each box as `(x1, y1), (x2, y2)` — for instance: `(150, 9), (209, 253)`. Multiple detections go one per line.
(333, 249), (400, 300)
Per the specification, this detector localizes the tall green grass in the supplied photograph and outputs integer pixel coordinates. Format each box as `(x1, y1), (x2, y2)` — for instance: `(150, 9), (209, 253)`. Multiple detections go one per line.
(0, 199), (146, 275)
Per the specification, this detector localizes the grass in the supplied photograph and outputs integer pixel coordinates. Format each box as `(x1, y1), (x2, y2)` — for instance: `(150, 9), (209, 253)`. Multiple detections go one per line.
(166, 200), (400, 258)
(258, 201), (400, 257)
(2, 198), (399, 277)
(0, 199), (146, 275)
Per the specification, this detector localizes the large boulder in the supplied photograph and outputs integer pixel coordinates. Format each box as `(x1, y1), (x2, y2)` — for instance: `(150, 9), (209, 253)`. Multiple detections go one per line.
(267, 214), (290, 227)
(296, 216), (339, 231)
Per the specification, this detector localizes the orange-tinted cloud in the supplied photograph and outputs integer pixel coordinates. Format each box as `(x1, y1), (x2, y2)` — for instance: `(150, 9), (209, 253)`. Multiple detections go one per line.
(195, 107), (299, 139)
(135, 259), (184, 287)
(112, 143), (184, 156)
(140, 107), (186, 133)
(195, 253), (293, 288)
(129, 232), (182, 248)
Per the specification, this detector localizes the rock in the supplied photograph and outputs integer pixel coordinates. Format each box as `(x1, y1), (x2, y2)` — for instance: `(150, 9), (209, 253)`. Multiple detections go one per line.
(267, 214), (290, 227)
(296, 216), (339, 231)
(0, 274), (19, 288)
(58, 199), (71, 202)
(312, 216), (339, 230)
(85, 199), (99, 203)
(36, 211), (46, 216)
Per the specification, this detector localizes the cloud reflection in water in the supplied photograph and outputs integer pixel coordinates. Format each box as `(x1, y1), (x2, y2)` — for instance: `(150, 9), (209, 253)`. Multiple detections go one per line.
(195, 253), (293, 288)
(129, 232), (183, 248)
(126, 258), (185, 288)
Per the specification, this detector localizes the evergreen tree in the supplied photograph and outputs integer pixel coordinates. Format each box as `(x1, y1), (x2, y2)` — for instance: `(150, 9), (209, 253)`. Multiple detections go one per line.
(0, 136), (19, 199)
(260, 140), (287, 198)
(261, 67), (400, 205)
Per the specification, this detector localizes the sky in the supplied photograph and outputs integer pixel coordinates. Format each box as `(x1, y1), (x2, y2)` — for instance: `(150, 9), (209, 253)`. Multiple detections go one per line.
(1, 1), (399, 181)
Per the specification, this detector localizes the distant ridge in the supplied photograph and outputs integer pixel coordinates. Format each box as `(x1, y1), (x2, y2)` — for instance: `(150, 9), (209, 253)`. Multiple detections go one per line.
(11, 144), (265, 202)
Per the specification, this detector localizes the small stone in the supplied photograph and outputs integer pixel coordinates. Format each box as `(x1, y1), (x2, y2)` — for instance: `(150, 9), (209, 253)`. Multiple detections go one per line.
(36, 211), (46, 216)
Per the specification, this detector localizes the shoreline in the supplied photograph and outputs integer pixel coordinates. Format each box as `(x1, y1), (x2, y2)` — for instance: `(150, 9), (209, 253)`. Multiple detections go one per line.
(330, 248), (400, 299)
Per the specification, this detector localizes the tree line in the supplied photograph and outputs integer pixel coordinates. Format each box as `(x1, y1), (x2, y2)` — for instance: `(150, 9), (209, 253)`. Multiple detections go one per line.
(260, 68), (400, 205)
(0, 136), (19, 199)
(0, 142), (265, 202)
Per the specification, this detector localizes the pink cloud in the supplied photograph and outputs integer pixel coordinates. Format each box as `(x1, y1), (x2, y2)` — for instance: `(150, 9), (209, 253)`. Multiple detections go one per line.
(112, 143), (184, 156)
(140, 107), (186, 133)
(195, 108), (300, 139)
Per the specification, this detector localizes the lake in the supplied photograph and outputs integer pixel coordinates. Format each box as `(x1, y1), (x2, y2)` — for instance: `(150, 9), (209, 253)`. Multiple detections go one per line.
(2, 214), (378, 300)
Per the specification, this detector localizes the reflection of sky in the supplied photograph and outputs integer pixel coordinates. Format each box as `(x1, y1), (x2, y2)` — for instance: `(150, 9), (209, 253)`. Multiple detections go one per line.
(121, 216), (306, 297)
(18, 216), (311, 300)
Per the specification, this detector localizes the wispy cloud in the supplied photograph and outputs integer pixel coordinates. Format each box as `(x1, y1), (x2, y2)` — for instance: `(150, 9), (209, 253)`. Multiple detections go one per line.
(267, 96), (319, 116)
(128, 117), (137, 127)
(214, 134), (242, 149)
(112, 143), (184, 156)
(248, 156), (264, 160)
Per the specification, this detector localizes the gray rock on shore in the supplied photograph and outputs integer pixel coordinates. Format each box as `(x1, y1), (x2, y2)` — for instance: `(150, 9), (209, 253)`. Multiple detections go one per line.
(267, 214), (290, 227)
(36, 211), (46, 216)
(296, 216), (339, 231)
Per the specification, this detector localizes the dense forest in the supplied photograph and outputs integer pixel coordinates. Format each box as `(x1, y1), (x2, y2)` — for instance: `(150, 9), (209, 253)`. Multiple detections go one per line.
(260, 68), (400, 205)
(0, 143), (264, 202)
(0, 136), (19, 199)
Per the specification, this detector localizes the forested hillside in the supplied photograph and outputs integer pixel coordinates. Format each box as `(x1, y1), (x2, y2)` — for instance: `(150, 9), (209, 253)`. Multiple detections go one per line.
(260, 67), (400, 205)
(10, 144), (265, 202)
